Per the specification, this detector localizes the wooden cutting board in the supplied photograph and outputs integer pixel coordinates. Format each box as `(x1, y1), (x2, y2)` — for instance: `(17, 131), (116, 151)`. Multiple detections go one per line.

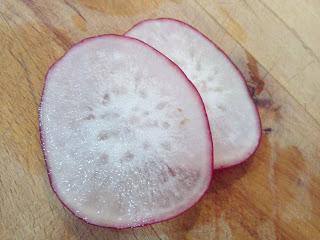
(1, 0), (319, 239)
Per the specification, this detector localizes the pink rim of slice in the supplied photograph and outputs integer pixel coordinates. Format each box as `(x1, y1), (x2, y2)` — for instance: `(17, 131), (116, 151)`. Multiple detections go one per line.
(39, 35), (213, 229)
(125, 18), (262, 169)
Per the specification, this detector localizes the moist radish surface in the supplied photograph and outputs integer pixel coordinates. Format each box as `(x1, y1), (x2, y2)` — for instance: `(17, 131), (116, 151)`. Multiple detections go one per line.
(39, 35), (213, 228)
(126, 19), (261, 169)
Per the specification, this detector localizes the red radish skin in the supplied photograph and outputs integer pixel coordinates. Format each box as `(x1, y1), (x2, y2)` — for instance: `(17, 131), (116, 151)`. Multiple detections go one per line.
(39, 35), (213, 229)
(126, 18), (262, 169)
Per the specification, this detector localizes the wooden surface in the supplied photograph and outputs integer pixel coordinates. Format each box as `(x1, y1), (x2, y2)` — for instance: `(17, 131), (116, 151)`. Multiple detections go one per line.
(1, 0), (320, 239)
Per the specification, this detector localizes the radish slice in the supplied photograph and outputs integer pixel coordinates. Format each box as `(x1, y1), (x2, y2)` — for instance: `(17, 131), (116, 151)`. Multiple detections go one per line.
(126, 19), (261, 169)
(39, 35), (213, 228)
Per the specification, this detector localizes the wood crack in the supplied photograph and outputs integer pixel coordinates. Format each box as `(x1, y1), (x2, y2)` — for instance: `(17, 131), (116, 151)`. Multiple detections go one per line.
(63, 0), (87, 22)
(131, 230), (139, 240)
(287, 60), (315, 81)
(242, 0), (260, 19)
(151, 226), (163, 240)
(257, 0), (320, 63)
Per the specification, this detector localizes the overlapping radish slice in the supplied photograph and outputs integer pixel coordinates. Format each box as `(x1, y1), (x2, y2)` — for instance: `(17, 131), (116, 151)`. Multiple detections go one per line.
(126, 19), (261, 169)
(39, 35), (213, 228)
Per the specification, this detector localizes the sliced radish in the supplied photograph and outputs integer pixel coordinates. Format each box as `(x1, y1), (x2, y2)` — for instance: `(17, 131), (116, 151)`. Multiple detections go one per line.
(126, 18), (261, 169)
(39, 35), (213, 228)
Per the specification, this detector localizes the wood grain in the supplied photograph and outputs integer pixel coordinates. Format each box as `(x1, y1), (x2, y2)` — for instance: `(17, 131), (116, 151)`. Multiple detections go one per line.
(1, 0), (319, 239)
(196, 0), (320, 124)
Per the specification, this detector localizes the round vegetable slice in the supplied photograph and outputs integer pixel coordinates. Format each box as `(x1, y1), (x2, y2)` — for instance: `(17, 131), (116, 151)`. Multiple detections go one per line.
(126, 18), (261, 169)
(39, 35), (213, 228)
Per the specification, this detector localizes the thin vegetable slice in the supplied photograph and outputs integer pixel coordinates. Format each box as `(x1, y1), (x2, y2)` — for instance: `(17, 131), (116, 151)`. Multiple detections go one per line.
(39, 35), (213, 228)
(126, 19), (261, 169)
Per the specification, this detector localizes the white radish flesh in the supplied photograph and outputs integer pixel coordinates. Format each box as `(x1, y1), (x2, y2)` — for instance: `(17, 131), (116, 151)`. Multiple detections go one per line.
(126, 19), (261, 169)
(39, 35), (213, 228)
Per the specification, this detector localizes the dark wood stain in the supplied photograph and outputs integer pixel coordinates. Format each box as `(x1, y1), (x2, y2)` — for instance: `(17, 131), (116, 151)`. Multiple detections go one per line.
(244, 51), (279, 114)
(246, 52), (265, 95)
(263, 127), (273, 133)
(253, 96), (273, 108)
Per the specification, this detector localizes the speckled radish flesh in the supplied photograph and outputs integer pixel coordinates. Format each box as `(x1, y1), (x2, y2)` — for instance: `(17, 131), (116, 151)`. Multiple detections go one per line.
(126, 19), (261, 169)
(39, 35), (212, 228)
